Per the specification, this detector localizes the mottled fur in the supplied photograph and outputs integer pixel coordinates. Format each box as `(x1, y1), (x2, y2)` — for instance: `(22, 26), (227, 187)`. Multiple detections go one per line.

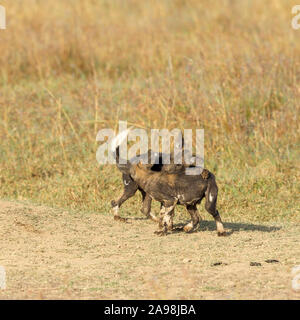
(110, 148), (200, 223)
(129, 162), (226, 236)
(110, 132), (225, 236)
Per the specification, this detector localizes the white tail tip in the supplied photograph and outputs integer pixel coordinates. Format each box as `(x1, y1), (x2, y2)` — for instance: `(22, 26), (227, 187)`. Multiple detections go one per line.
(111, 128), (132, 152)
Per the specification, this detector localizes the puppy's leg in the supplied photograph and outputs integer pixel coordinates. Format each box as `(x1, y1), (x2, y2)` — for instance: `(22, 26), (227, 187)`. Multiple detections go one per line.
(163, 207), (174, 231)
(154, 205), (166, 236)
(213, 211), (226, 236)
(139, 189), (149, 216)
(111, 174), (138, 222)
(167, 208), (175, 230)
(205, 189), (226, 236)
(184, 204), (201, 233)
(154, 200), (176, 236)
(139, 190), (158, 221)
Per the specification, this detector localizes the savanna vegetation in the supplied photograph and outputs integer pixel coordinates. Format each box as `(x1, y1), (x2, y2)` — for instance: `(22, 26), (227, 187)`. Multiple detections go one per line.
(0, 0), (299, 300)
(1, 0), (299, 223)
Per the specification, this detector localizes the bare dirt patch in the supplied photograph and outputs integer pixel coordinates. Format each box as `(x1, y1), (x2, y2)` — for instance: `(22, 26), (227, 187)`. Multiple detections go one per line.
(0, 200), (299, 299)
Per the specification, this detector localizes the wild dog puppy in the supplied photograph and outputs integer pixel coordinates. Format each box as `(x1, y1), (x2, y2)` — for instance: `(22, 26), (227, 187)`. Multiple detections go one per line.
(110, 130), (207, 228)
(129, 162), (226, 237)
(110, 129), (158, 222)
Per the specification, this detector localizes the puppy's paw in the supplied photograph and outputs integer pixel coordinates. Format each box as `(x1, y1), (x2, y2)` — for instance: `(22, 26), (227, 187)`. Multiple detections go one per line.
(183, 223), (194, 233)
(149, 213), (159, 222)
(154, 230), (168, 236)
(113, 215), (127, 223)
(217, 231), (227, 237)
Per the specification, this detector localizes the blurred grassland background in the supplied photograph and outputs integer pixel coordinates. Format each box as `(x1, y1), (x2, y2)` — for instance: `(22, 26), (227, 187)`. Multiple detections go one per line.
(0, 0), (299, 222)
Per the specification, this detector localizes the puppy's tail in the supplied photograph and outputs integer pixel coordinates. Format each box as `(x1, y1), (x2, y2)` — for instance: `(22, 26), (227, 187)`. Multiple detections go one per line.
(111, 128), (132, 174)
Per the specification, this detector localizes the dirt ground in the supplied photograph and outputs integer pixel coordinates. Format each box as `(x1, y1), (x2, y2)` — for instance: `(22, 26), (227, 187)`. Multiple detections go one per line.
(0, 200), (299, 300)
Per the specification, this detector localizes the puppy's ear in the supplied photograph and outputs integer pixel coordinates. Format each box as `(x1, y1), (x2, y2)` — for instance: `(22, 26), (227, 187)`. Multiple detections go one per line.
(137, 161), (143, 168)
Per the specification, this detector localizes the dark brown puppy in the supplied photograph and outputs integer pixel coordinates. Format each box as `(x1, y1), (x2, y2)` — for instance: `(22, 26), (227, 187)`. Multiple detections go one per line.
(110, 129), (186, 223)
(110, 130), (225, 236)
(111, 150), (194, 222)
(129, 162), (226, 236)
(111, 144), (161, 222)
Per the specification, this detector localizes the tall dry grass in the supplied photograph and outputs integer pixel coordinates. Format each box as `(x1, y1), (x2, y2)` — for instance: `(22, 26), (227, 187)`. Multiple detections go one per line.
(0, 0), (299, 222)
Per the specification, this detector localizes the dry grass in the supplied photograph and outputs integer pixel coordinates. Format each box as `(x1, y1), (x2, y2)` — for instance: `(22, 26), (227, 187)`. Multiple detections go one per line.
(0, 0), (299, 223)
(0, 0), (299, 299)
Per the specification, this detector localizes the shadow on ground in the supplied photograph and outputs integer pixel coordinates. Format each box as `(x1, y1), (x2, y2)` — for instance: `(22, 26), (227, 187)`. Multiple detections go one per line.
(202, 220), (281, 233)
(190, 220), (281, 234)
(121, 215), (282, 235)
